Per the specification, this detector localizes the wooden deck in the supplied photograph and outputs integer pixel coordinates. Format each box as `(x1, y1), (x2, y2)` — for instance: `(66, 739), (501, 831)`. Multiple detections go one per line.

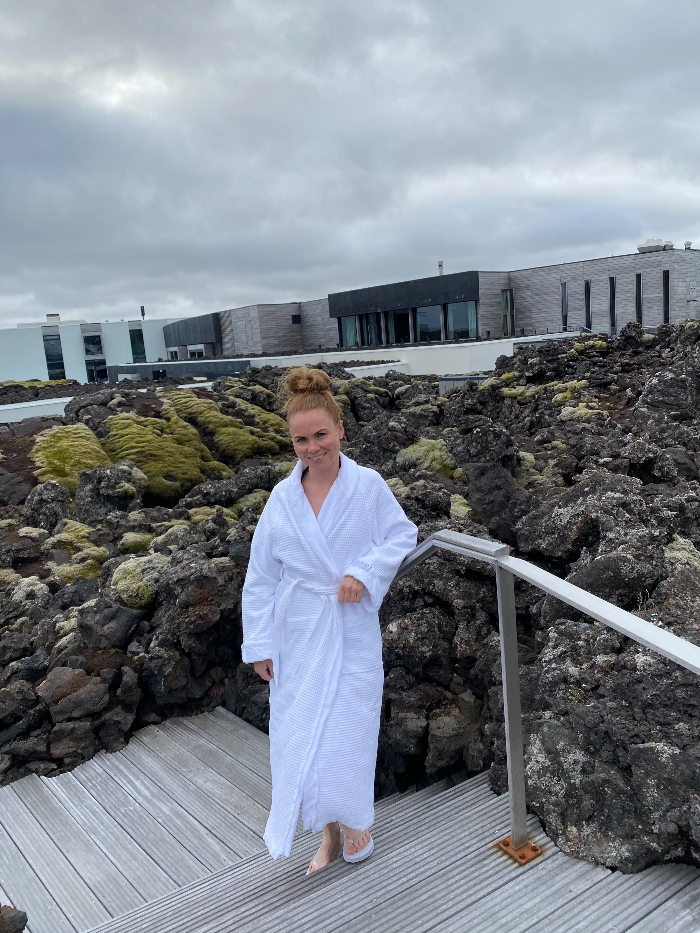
(0, 708), (699, 933)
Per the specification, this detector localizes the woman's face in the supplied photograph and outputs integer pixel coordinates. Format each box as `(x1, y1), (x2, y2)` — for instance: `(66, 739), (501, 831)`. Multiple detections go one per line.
(288, 408), (344, 476)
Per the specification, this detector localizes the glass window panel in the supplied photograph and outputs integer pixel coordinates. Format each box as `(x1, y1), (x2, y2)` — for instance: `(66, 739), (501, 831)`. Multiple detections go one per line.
(83, 334), (105, 357)
(446, 301), (477, 339)
(42, 334), (65, 380)
(416, 305), (442, 342)
(358, 312), (382, 346)
(561, 282), (568, 330)
(129, 329), (146, 363)
(340, 316), (358, 347)
(387, 309), (411, 343)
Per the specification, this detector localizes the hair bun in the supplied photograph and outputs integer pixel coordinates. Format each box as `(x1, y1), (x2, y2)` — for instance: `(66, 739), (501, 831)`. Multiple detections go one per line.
(283, 366), (331, 396)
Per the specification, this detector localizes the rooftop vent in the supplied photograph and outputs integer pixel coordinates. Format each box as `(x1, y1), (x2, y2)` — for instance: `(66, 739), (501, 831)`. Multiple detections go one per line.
(46, 313), (61, 323)
(438, 261), (444, 276)
(685, 241), (693, 249)
(637, 238), (674, 253)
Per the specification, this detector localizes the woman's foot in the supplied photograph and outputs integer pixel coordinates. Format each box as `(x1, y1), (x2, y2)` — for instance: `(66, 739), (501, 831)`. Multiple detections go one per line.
(306, 822), (342, 876)
(341, 826), (374, 863)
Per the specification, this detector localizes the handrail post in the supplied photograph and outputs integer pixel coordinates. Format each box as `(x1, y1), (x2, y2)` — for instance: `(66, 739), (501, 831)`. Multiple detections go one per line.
(495, 564), (538, 861)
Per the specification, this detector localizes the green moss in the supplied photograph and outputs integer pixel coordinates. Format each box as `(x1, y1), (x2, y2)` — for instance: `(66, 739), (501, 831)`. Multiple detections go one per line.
(396, 438), (456, 478)
(44, 520), (95, 556)
(274, 461), (296, 480)
(552, 391), (574, 407)
(559, 402), (608, 423)
(452, 467), (465, 482)
(31, 424), (112, 494)
(591, 340), (608, 352)
(386, 477), (409, 496)
(0, 378), (73, 388)
(53, 558), (104, 584)
(187, 506), (238, 524)
(0, 519), (17, 530)
(162, 391), (286, 464)
(450, 494), (472, 518)
(0, 568), (21, 586)
(111, 553), (170, 609)
(230, 489), (270, 518)
(501, 385), (542, 404)
(17, 526), (49, 542)
(118, 531), (155, 553)
(334, 394), (351, 406)
(499, 371), (520, 386)
(478, 377), (501, 393)
(102, 410), (231, 502)
(230, 397), (289, 436)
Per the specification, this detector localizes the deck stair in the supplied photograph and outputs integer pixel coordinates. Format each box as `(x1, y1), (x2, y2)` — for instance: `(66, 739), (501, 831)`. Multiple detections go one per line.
(0, 708), (698, 933)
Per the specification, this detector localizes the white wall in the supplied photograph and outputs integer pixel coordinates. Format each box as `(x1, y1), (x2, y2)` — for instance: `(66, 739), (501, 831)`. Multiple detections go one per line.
(0, 328), (48, 382)
(250, 331), (577, 377)
(142, 319), (169, 362)
(57, 324), (87, 382)
(0, 396), (74, 423)
(101, 322), (133, 366)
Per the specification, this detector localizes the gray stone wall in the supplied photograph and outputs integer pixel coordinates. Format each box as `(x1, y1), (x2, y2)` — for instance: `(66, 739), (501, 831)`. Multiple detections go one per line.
(477, 271), (511, 338)
(257, 304), (304, 355)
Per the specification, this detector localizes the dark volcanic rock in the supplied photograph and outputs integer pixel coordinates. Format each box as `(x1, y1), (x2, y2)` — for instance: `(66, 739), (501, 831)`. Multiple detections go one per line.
(0, 470), (33, 506)
(464, 462), (530, 546)
(0, 903), (28, 932)
(24, 481), (71, 532)
(73, 460), (147, 524)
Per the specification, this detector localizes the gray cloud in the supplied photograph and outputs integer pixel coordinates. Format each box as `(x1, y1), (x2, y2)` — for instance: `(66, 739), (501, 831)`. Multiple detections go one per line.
(1, 0), (700, 325)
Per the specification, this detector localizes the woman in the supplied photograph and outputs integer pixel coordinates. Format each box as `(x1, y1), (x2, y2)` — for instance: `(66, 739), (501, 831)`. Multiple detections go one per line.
(241, 366), (417, 874)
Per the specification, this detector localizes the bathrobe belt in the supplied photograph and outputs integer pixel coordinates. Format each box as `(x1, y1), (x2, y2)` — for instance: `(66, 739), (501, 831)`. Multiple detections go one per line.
(276, 575), (341, 688)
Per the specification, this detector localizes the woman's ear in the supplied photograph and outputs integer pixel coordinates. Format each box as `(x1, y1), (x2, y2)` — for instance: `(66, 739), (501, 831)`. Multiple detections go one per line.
(338, 420), (345, 441)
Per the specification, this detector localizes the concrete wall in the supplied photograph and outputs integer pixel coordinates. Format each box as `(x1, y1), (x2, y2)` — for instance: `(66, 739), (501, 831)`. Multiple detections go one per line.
(258, 303), (305, 355)
(57, 324), (87, 382)
(0, 396), (74, 424)
(221, 305), (263, 355)
(142, 320), (169, 362)
(101, 322), (133, 366)
(300, 298), (338, 349)
(250, 331), (577, 377)
(0, 328), (48, 382)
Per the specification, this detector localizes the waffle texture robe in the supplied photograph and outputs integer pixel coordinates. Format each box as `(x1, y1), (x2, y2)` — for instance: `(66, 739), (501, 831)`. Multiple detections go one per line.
(241, 452), (417, 859)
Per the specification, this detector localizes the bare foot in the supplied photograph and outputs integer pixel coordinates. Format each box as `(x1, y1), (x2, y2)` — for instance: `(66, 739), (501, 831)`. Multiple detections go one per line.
(342, 826), (372, 857)
(306, 822), (342, 875)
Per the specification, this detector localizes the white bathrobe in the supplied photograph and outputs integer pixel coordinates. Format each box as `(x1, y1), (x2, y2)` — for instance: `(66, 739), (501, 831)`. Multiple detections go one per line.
(241, 452), (417, 859)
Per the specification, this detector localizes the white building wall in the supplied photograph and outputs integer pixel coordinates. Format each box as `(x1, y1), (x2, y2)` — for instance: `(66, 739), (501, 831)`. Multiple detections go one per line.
(0, 328), (48, 382)
(101, 322), (133, 366)
(57, 324), (87, 382)
(141, 320), (169, 362)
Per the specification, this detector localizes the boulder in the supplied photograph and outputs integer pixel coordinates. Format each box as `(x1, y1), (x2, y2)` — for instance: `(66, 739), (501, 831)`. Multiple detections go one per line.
(0, 470), (33, 507)
(73, 460), (147, 524)
(23, 482), (71, 532)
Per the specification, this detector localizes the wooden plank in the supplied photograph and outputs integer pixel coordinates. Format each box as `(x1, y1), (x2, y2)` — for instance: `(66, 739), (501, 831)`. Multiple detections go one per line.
(166, 716), (271, 784)
(133, 724), (270, 813)
(71, 762), (209, 886)
(0, 823), (74, 933)
(42, 773), (177, 904)
(123, 733), (268, 848)
(205, 708), (270, 755)
(12, 776), (144, 919)
(90, 750), (241, 869)
(626, 875), (700, 933)
(0, 786), (110, 930)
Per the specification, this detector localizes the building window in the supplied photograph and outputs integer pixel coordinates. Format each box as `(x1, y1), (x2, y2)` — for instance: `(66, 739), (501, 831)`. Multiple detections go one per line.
(85, 359), (108, 383)
(358, 312), (382, 347)
(584, 280), (591, 330)
(635, 273), (643, 325)
(386, 309), (411, 343)
(169, 350), (179, 361)
(291, 314), (301, 325)
(560, 282), (568, 330)
(501, 289), (515, 336)
(609, 277), (617, 335)
(83, 334), (104, 357)
(42, 334), (65, 380)
(338, 316), (358, 348)
(415, 305), (442, 342)
(130, 328), (147, 363)
(446, 301), (477, 339)
(663, 270), (670, 325)
(189, 349), (205, 359)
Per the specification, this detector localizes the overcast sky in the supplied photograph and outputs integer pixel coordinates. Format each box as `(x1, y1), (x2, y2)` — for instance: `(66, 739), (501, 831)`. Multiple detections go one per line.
(2, 0), (700, 326)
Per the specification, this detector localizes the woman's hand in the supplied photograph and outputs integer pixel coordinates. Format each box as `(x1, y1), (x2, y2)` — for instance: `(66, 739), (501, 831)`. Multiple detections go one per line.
(338, 575), (366, 603)
(254, 659), (274, 681)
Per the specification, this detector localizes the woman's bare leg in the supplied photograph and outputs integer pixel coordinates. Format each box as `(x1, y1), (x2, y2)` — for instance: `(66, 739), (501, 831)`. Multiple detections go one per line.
(307, 821), (342, 874)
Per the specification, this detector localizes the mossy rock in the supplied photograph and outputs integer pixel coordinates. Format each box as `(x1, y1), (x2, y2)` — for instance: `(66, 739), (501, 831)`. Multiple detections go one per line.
(0, 568), (21, 586)
(396, 438), (456, 478)
(163, 391), (286, 465)
(501, 385), (542, 404)
(111, 553), (170, 609)
(499, 371), (520, 386)
(17, 526), (49, 542)
(0, 378), (73, 388)
(230, 489), (270, 518)
(43, 520), (95, 556)
(187, 506), (238, 524)
(386, 477), (409, 496)
(31, 424), (112, 494)
(477, 377), (501, 393)
(450, 494), (472, 518)
(50, 544), (110, 584)
(273, 461), (296, 480)
(118, 531), (155, 554)
(230, 397), (289, 437)
(102, 410), (231, 503)
(559, 402), (608, 423)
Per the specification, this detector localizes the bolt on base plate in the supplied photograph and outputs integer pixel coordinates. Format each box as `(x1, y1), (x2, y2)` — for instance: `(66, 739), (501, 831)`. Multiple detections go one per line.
(496, 835), (543, 865)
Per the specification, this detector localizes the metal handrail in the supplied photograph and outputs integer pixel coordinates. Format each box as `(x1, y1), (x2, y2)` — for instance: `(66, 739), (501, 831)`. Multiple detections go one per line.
(395, 530), (700, 863)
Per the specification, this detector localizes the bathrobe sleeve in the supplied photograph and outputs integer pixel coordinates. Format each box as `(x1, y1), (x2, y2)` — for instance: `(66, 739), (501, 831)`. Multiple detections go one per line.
(344, 474), (418, 611)
(241, 499), (283, 664)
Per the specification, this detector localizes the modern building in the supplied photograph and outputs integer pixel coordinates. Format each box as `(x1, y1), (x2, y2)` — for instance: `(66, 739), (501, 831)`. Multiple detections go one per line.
(3, 240), (700, 385)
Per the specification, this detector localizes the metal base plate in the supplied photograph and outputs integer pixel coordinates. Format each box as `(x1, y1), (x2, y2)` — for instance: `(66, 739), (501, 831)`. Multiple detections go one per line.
(496, 836), (543, 865)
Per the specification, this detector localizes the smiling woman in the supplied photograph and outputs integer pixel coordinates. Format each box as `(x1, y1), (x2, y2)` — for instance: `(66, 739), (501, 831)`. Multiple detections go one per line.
(242, 365), (417, 874)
